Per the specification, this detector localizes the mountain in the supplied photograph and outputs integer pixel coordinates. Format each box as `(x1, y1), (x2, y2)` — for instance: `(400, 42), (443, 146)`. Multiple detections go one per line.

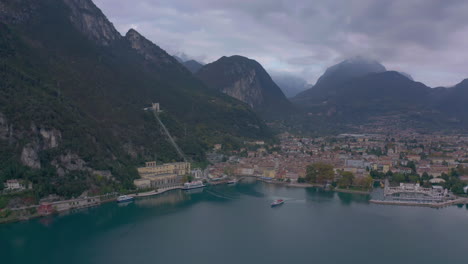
(196, 55), (293, 117)
(295, 56), (387, 101)
(431, 79), (468, 120)
(315, 56), (386, 87)
(0, 0), (271, 197)
(172, 55), (204, 73)
(270, 72), (311, 98)
(290, 57), (468, 132)
(183, 60), (204, 74)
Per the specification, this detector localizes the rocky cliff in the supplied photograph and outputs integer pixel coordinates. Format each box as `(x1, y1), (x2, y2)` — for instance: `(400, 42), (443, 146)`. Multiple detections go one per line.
(196, 55), (292, 117)
(0, 0), (271, 197)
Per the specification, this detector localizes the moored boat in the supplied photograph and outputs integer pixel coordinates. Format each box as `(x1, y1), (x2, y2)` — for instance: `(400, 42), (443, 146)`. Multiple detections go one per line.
(117, 195), (134, 203)
(271, 199), (284, 207)
(227, 179), (238, 185)
(182, 181), (205, 190)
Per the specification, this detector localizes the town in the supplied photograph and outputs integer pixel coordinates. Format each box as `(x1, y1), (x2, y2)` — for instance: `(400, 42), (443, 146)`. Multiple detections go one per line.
(202, 130), (468, 203)
(2, 130), (468, 223)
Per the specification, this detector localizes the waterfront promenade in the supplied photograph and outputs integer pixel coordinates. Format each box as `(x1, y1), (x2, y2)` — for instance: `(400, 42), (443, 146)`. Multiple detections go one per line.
(370, 197), (468, 208)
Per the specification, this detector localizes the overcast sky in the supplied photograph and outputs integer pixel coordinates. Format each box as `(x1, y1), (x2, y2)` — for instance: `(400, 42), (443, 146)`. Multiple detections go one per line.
(94, 0), (468, 87)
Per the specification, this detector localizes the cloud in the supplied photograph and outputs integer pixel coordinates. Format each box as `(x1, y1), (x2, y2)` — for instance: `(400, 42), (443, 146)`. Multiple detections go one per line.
(94, 0), (468, 87)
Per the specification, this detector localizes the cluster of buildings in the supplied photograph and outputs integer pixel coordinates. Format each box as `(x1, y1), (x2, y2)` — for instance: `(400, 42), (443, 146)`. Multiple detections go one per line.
(134, 161), (191, 190)
(204, 131), (468, 185)
(2, 179), (32, 192)
(37, 195), (101, 216)
(384, 180), (450, 203)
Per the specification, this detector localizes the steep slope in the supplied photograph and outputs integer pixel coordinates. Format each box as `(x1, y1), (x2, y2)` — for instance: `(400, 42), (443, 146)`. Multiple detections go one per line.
(196, 55), (293, 117)
(183, 60), (204, 74)
(431, 79), (468, 123)
(0, 0), (270, 197)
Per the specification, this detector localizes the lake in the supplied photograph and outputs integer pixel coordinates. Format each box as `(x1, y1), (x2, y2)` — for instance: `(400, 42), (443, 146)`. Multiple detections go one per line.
(1, 180), (467, 264)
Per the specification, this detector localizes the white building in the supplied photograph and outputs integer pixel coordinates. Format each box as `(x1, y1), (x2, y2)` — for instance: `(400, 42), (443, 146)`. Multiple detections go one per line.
(4, 179), (30, 191)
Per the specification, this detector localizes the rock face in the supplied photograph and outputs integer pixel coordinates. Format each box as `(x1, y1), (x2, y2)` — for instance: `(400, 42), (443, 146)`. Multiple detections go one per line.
(39, 128), (62, 149)
(196, 55), (292, 116)
(62, 0), (121, 45)
(125, 29), (185, 70)
(21, 144), (41, 169)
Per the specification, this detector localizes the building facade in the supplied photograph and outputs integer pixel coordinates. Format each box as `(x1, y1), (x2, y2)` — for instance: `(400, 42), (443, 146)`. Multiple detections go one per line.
(135, 161), (190, 189)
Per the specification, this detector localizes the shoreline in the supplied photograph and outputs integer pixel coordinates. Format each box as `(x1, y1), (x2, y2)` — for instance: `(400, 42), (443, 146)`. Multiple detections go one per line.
(0, 187), (184, 225)
(369, 197), (468, 208)
(334, 188), (372, 195)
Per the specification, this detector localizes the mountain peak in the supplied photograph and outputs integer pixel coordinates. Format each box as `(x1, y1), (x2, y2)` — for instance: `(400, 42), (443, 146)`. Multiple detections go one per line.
(315, 56), (386, 87)
(196, 55), (291, 116)
(125, 28), (183, 70)
(125, 28), (140, 37)
(62, 0), (121, 46)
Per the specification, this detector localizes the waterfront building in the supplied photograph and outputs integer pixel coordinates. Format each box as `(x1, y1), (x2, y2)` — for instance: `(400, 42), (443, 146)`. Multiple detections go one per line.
(137, 161), (190, 177)
(191, 168), (204, 179)
(135, 161), (190, 189)
(134, 179), (151, 189)
(384, 181), (450, 203)
(4, 179), (31, 191)
(37, 197), (101, 216)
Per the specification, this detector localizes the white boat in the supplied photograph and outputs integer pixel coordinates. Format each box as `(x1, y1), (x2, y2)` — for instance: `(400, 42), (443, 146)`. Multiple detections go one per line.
(117, 195), (134, 203)
(227, 179), (238, 185)
(182, 181), (205, 190)
(271, 199), (284, 207)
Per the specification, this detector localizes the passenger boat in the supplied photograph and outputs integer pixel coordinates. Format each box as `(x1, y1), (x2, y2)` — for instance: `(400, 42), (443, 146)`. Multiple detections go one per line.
(117, 195), (134, 203)
(271, 199), (284, 207)
(182, 181), (205, 190)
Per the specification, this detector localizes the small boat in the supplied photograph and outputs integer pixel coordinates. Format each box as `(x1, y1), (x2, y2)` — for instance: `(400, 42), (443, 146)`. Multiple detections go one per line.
(271, 199), (284, 207)
(227, 179), (238, 185)
(117, 195), (134, 203)
(182, 181), (205, 190)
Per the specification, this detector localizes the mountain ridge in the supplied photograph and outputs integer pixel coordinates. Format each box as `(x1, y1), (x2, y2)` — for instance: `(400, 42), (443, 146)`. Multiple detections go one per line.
(0, 0), (271, 197)
(196, 55), (293, 117)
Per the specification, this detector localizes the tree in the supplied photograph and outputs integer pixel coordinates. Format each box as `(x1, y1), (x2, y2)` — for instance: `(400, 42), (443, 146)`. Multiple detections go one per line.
(353, 176), (373, 189)
(408, 174), (420, 183)
(337, 171), (354, 188)
(406, 161), (416, 173)
(451, 182), (465, 195)
(421, 172), (430, 181)
(392, 173), (406, 183)
(297, 177), (306, 183)
(306, 163), (334, 184)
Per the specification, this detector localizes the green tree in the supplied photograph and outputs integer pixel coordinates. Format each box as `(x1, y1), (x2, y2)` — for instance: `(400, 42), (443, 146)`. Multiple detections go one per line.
(306, 163), (334, 184)
(451, 182), (465, 195)
(408, 174), (420, 183)
(297, 177), (306, 183)
(406, 161), (416, 173)
(421, 172), (430, 181)
(337, 171), (354, 188)
(392, 173), (406, 183)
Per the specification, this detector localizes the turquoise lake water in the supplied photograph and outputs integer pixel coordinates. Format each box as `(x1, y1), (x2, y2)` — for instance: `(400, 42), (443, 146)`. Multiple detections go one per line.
(1, 181), (467, 264)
